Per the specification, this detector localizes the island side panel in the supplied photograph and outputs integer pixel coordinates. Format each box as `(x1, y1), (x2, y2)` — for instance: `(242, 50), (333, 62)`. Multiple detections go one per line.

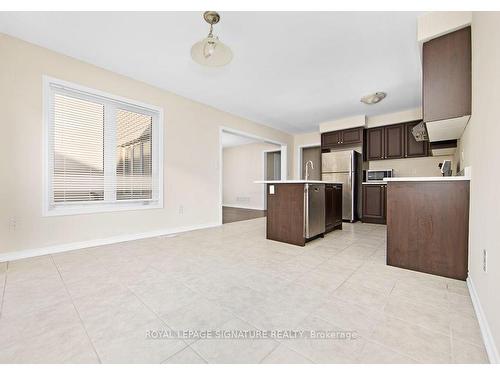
(386, 181), (469, 280)
(266, 183), (305, 246)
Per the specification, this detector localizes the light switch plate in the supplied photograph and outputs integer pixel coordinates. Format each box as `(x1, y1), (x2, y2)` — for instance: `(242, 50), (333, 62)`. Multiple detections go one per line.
(269, 185), (275, 194)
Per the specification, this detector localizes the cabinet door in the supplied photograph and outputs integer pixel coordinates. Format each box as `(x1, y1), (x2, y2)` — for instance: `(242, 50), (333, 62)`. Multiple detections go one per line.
(384, 124), (405, 159)
(362, 184), (386, 224)
(321, 131), (341, 148)
(340, 127), (363, 145)
(423, 27), (471, 122)
(366, 127), (384, 160)
(325, 185), (334, 230)
(405, 121), (428, 158)
(332, 184), (343, 226)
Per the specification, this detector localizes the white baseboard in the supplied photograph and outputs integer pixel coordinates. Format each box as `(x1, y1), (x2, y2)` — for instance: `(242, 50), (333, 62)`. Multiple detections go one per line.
(467, 276), (499, 363)
(222, 204), (265, 210)
(0, 222), (221, 262)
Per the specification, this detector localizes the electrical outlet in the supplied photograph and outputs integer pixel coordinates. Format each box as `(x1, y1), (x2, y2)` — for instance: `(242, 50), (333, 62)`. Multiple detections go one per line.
(483, 249), (487, 272)
(8, 217), (17, 232)
(178, 205), (184, 215)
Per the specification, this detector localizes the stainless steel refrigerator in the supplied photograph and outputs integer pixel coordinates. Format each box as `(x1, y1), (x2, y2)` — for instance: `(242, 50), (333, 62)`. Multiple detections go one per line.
(321, 150), (362, 222)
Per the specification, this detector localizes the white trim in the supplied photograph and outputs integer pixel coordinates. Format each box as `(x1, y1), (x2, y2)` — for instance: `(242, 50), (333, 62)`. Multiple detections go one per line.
(222, 204), (265, 210)
(218, 126), (287, 225)
(0, 222), (220, 263)
(296, 143), (321, 179)
(467, 276), (499, 363)
(42, 75), (164, 216)
(262, 148), (282, 210)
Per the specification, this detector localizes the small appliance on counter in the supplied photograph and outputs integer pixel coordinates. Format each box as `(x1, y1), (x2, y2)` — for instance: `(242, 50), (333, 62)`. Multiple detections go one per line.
(439, 160), (452, 176)
(366, 169), (393, 183)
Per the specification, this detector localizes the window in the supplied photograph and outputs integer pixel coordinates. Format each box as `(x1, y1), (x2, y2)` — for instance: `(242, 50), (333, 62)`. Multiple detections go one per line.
(44, 77), (163, 216)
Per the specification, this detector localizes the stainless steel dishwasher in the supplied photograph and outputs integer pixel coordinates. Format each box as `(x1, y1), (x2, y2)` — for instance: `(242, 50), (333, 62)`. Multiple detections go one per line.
(304, 183), (325, 239)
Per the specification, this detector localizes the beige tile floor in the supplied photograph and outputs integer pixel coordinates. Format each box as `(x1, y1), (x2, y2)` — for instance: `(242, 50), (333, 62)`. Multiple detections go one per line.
(0, 218), (489, 363)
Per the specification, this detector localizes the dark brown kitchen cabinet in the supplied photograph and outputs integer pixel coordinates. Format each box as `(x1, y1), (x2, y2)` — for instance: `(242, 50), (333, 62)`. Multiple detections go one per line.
(340, 127), (363, 145)
(423, 27), (471, 123)
(325, 183), (343, 233)
(362, 184), (386, 224)
(365, 121), (429, 161)
(405, 121), (429, 158)
(321, 127), (363, 149)
(384, 124), (405, 159)
(321, 132), (341, 148)
(387, 180), (469, 280)
(366, 127), (384, 160)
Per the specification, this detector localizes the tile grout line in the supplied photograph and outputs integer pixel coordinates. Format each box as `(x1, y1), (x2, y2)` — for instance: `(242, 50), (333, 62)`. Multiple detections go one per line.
(50, 255), (102, 364)
(182, 344), (209, 364)
(0, 262), (9, 319)
(160, 344), (207, 364)
(124, 284), (195, 362)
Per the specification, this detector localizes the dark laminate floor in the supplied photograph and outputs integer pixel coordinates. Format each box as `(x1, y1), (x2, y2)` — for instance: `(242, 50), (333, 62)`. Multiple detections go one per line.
(222, 207), (266, 224)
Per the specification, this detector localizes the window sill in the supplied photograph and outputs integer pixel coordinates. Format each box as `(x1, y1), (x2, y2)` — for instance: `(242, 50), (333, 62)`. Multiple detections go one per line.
(43, 201), (163, 217)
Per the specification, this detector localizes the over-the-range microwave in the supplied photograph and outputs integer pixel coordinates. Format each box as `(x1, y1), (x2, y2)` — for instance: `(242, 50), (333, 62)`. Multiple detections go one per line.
(366, 169), (393, 182)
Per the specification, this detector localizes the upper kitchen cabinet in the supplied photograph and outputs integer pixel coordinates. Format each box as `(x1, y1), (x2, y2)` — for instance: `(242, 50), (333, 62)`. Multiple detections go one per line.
(384, 124), (405, 159)
(405, 121), (429, 158)
(366, 127), (384, 160)
(340, 127), (363, 145)
(423, 26), (471, 141)
(321, 131), (341, 148)
(321, 127), (363, 150)
(365, 121), (429, 161)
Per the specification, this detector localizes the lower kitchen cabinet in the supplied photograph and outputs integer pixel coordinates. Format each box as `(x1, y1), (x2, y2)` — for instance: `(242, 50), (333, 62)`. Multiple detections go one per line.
(325, 183), (343, 232)
(362, 183), (386, 224)
(386, 180), (469, 280)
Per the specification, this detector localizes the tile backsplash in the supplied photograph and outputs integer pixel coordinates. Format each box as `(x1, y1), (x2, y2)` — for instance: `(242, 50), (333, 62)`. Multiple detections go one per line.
(368, 156), (455, 177)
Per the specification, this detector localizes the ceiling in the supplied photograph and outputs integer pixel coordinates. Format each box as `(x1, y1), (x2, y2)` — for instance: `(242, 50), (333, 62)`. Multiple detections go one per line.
(0, 11), (423, 134)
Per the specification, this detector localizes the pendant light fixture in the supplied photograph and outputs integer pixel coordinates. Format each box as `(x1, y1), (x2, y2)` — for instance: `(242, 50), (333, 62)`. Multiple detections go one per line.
(191, 11), (233, 67)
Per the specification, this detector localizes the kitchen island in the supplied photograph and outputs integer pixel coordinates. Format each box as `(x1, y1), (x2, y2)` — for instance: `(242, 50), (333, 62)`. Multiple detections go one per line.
(384, 176), (470, 280)
(255, 181), (342, 246)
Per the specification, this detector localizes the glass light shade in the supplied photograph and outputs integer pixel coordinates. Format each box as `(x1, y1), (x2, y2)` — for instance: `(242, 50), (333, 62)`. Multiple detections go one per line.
(191, 36), (233, 67)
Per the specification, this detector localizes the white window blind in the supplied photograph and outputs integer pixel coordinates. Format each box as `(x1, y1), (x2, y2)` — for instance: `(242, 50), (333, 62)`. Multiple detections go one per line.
(44, 77), (163, 216)
(116, 109), (153, 201)
(53, 94), (105, 203)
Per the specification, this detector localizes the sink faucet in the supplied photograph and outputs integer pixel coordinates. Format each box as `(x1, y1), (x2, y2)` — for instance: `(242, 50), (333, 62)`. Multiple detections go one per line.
(305, 160), (314, 180)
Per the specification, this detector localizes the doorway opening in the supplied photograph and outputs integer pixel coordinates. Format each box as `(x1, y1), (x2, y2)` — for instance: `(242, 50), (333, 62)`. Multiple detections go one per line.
(298, 144), (321, 180)
(219, 128), (286, 224)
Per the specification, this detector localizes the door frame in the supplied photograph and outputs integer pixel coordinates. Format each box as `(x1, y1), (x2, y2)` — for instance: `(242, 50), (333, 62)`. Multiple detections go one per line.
(219, 126), (287, 225)
(296, 143), (321, 179)
(262, 148), (282, 209)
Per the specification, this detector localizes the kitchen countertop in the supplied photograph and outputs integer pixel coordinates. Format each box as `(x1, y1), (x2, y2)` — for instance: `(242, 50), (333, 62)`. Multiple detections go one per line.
(362, 181), (387, 185)
(384, 176), (470, 182)
(254, 180), (341, 184)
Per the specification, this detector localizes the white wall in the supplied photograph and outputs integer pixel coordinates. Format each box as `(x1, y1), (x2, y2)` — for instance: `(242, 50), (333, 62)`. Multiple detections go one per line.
(222, 142), (280, 210)
(458, 12), (500, 362)
(368, 156), (450, 178)
(0, 33), (294, 256)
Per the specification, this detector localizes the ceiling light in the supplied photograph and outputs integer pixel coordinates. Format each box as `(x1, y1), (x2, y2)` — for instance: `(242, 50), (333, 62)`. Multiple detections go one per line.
(360, 92), (387, 105)
(191, 11), (233, 67)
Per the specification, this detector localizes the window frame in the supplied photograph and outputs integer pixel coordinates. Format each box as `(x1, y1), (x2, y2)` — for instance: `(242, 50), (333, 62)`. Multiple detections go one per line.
(42, 76), (164, 217)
